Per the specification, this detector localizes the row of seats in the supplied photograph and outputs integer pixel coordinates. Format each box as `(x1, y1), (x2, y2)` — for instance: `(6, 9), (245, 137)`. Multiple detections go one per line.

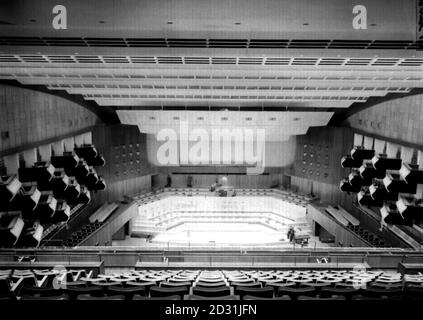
(61, 221), (104, 247)
(2, 268), (423, 301)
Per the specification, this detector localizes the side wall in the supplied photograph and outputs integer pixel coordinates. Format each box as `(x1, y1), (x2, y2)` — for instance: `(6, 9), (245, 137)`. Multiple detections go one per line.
(0, 84), (99, 154)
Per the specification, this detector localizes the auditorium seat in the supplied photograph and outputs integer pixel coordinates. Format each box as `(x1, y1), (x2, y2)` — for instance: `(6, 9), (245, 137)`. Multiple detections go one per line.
(319, 287), (359, 300)
(21, 294), (69, 300)
(184, 294), (240, 300)
(160, 281), (192, 288)
(133, 294), (181, 300)
(0, 278), (15, 300)
(277, 286), (317, 300)
(360, 287), (403, 299)
(149, 285), (188, 299)
(66, 285), (104, 300)
(404, 285), (423, 301)
(232, 282), (262, 289)
(192, 286), (231, 297)
(195, 281), (227, 287)
(20, 285), (63, 297)
(77, 294), (125, 300)
(106, 286), (146, 299)
(297, 295), (346, 300)
(372, 154), (402, 171)
(243, 295), (291, 300)
(235, 286), (274, 299)
(352, 294), (402, 301)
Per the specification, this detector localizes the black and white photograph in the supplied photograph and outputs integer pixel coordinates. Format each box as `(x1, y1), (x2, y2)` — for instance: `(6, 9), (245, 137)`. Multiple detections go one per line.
(0, 0), (422, 316)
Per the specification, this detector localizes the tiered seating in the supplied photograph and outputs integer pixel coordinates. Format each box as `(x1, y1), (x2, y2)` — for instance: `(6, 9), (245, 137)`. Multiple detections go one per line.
(346, 224), (387, 247)
(2, 267), (422, 301)
(323, 205), (388, 247)
(61, 221), (104, 247)
(340, 145), (423, 227)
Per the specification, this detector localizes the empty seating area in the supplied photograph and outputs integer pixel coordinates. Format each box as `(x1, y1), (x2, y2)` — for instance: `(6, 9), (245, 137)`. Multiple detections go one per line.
(61, 221), (104, 247)
(2, 267), (423, 301)
(0, 133), (106, 248)
(346, 224), (388, 247)
(340, 135), (423, 229)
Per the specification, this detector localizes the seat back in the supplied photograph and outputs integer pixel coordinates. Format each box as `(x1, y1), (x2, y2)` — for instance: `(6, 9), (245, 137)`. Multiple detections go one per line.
(235, 286), (274, 299)
(192, 286), (231, 297)
(77, 294), (125, 300)
(185, 294), (239, 300)
(150, 286), (188, 298)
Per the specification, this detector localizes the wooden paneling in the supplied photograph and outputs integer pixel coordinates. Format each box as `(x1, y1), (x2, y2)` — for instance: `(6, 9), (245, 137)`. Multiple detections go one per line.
(0, 84), (99, 153)
(289, 126), (353, 184)
(90, 124), (156, 206)
(291, 176), (355, 210)
(344, 94), (423, 148)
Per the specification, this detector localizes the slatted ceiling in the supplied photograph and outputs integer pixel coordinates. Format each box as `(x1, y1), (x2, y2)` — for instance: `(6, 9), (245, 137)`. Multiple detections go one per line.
(85, 93), (367, 102)
(46, 82), (410, 94)
(1, 54), (423, 67)
(184, 57), (210, 64)
(0, 37), (420, 49)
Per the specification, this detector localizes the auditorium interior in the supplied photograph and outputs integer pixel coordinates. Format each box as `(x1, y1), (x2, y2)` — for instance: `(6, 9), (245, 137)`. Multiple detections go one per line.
(1, 0), (423, 301)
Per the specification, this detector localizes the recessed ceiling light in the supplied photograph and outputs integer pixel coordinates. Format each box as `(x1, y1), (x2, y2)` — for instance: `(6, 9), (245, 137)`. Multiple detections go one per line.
(29, 19), (37, 22)
(370, 23), (377, 26)
(234, 22), (241, 25)
(99, 20), (105, 24)
(303, 23), (309, 26)
(167, 21), (173, 24)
